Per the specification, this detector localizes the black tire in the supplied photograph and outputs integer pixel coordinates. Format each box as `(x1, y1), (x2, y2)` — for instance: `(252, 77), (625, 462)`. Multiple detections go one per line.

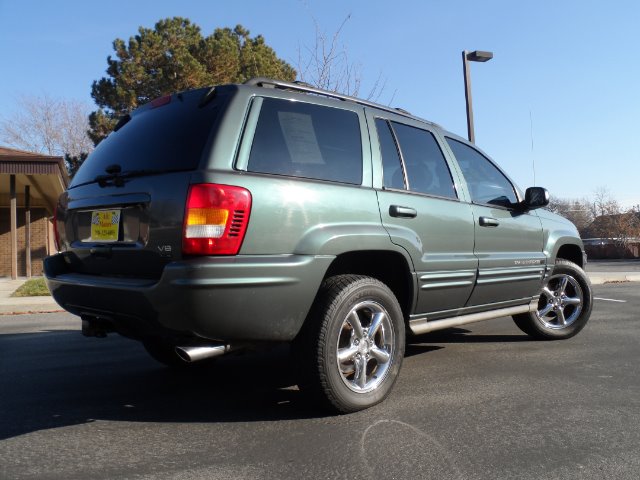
(513, 259), (592, 340)
(142, 339), (190, 368)
(294, 275), (405, 413)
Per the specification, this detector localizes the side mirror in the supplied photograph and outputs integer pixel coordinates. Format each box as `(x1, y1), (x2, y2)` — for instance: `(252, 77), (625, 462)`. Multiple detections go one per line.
(522, 187), (549, 210)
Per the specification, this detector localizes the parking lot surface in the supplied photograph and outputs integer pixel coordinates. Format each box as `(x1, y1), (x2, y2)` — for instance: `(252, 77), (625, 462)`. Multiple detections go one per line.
(1, 283), (638, 479)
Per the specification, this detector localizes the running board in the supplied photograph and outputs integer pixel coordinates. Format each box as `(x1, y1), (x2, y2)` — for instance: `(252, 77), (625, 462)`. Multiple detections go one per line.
(409, 300), (537, 335)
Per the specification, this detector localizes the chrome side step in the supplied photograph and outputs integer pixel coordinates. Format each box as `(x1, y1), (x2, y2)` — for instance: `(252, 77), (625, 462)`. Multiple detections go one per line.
(409, 300), (537, 335)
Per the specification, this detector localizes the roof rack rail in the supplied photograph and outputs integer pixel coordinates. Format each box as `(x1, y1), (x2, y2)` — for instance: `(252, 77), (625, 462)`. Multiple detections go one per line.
(243, 77), (436, 127)
(394, 107), (411, 115)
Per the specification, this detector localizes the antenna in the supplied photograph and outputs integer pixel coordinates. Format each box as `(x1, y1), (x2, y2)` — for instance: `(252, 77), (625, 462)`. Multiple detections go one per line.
(529, 110), (536, 186)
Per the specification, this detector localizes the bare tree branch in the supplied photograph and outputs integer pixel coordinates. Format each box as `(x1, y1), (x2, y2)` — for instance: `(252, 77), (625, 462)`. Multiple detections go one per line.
(553, 188), (640, 257)
(0, 94), (93, 158)
(297, 14), (388, 101)
(548, 195), (593, 234)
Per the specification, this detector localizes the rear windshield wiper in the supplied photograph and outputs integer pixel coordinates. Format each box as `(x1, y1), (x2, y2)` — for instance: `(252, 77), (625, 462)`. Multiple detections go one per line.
(71, 167), (186, 188)
(73, 164), (185, 188)
(94, 167), (178, 187)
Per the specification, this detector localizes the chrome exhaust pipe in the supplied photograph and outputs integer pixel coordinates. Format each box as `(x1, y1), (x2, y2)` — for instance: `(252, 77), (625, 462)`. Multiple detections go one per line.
(175, 344), (230, 363)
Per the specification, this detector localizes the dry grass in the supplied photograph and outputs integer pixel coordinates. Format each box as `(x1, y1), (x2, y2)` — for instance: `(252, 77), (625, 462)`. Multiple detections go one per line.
(11, 278), (51, 297)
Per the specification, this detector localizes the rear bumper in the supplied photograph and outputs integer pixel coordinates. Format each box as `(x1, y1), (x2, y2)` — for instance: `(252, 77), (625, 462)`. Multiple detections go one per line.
(44, 253), (333, 342)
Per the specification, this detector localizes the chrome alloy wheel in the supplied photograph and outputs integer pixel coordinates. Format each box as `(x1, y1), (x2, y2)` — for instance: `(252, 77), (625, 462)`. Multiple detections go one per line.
(336, 301), (395, 393)
(536, 274), (584, 329)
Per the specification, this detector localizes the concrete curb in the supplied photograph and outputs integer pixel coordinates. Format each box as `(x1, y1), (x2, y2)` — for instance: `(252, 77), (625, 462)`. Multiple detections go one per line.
(0, 308), (64, 315)
(588, 273), (640, 285)
(0, 298), (63, 315)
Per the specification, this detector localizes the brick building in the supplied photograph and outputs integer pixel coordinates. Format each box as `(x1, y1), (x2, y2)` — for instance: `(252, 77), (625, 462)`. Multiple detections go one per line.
(1, 147), (69, 278)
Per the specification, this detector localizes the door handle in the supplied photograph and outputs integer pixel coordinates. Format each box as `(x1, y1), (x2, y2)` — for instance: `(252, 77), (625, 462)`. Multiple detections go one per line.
(389, 205), (417, 218)
(479, 216), (499, 227)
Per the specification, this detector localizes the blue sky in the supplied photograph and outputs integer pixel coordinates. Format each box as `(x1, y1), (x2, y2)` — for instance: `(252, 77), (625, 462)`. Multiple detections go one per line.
(1, 0), (638, 206)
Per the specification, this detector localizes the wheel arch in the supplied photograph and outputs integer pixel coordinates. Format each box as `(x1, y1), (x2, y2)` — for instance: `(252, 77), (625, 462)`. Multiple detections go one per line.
(554, 242), (585, 268)
(323, 250), (415, 323)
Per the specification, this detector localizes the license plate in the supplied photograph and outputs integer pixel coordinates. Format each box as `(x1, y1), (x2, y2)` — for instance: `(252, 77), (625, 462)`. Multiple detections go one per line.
(90, 210), (120, 242)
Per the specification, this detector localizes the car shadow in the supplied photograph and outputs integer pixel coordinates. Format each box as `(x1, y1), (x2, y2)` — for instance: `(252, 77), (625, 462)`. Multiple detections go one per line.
(0, 325), (531, 440)
(409, 326), (532, 345)
(403, 343), (444, 358)
(0, 329), (325, 440)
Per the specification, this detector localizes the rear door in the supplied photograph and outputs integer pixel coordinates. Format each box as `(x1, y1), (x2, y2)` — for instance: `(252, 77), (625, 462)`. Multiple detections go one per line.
(56, 87), (227, 279)
(443, 137), (545, 306)
(368, 111), (477, 314)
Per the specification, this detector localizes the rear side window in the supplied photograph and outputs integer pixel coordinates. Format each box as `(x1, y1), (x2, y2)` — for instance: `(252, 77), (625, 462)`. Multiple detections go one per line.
(375, 118), (405, 189)
(391, 122), (457, 199)
(445, 138), (517, 207)
(71, 88), (220, 187)
(247, 98), (362, 184)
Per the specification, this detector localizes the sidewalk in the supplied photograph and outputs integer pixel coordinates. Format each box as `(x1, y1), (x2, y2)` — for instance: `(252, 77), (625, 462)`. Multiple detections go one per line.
(0, 269), (638, 316)
(585, 259), (640, 284)
(588, 271), (640, 284)
(0, 278), (61, 315)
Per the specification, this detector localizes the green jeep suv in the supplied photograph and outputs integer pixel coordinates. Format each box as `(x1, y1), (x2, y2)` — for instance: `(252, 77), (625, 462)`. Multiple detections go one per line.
(45, 78), (592, 413)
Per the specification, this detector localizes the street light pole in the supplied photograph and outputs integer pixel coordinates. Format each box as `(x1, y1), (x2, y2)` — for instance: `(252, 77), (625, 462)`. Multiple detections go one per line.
(462, 50), (493, 143)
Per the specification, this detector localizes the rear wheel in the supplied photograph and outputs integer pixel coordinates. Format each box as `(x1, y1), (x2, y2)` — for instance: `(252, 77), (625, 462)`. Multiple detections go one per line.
(513, 259), (592, 339)
(294, 275), (405, 413)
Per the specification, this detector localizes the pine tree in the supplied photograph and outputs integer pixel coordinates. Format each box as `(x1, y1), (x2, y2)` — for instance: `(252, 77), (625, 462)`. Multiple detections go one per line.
(89, 18), (296, 145)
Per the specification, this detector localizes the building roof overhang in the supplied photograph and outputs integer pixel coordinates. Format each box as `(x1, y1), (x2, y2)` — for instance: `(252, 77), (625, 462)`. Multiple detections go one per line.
(0, 146), (69, 214)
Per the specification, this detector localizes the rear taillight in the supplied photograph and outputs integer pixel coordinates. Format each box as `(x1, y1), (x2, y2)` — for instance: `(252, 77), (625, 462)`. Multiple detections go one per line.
(182, 184), (252, 256)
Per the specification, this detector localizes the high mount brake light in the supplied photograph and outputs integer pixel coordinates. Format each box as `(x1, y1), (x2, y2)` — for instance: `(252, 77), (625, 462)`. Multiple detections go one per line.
(183, 184), (252, 256)
(151, 95), (172, 108)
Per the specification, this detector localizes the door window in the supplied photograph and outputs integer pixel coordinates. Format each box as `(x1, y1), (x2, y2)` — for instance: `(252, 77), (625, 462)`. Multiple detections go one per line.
(445, 138), (517, 207)
(375, 118), (405, 189)
(391, 123), (457, 199)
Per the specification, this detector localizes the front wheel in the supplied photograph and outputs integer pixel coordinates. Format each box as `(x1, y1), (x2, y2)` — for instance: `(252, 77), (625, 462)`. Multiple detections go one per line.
(513, 259), (592, 340)
(294, 275), (405, 413)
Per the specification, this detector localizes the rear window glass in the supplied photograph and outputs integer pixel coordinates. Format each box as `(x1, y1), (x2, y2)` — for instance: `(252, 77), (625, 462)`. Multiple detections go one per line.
(247, 98), (362, 184)
(391, 122), (457, 199)
(71, 89), (220, 187)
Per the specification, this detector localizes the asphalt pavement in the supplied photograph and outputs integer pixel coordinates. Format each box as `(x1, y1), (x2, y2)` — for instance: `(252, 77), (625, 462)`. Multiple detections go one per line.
(0, 282), (638, 479)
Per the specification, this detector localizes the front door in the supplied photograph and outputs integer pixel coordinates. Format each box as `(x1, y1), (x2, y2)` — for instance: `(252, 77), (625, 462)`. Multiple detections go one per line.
(444, 137), (546, 307)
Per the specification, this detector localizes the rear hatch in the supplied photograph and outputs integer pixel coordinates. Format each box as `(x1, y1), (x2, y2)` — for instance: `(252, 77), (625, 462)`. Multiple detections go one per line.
(55, 87), (226, 279)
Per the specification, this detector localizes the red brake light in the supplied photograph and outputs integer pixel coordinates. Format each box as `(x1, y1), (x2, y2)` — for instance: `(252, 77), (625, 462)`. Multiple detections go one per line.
(53, 206), (61, 252)
(182, 184), (252, 256)
(151, 95), (171, 108)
